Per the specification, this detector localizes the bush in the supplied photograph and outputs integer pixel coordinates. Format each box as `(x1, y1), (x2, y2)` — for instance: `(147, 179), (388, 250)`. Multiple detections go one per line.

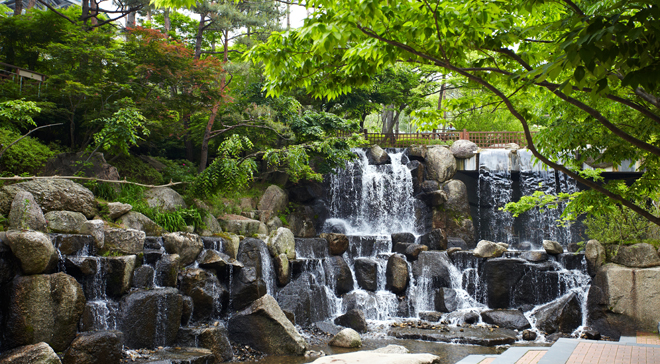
(0, 128), (56, 175)
(112, 155), (163, 185)
(584, 204), (660, 243)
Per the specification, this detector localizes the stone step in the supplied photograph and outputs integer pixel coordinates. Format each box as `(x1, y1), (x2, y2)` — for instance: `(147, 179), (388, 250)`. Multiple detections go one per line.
(456, 346), (547, 364)
(455, 354), (498, 364)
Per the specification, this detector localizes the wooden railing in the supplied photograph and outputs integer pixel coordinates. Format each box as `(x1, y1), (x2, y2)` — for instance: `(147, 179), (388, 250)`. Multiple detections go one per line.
(340, 129), (534, 148)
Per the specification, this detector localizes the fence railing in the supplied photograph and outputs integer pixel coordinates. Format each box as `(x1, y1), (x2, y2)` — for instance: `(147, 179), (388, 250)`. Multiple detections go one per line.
(339, 129), (534, 148)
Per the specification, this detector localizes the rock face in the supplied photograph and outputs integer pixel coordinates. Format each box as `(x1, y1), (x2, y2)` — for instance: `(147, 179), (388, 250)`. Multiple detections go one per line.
(543, 240), (563, 255)
(354, 258), (378, 291)
(258, 185), (289, 215)
(473, 240), (507, 258)
(5, 230), (55, 274)
(585, 240), (606, 276)
(62, 331), (123, 364)
(435, 287), (458, 312)
(482, 258), (526, 308)
(412, 251), (451, 290)
(324, 256), (354, 295)
(534, 293), (581, 334)
(43, 152), (119, 182)
(228, 294), (307, 355)
(610, 243), (660, 268)
(277, 273), (331, 326)
(419, 229), (447, 251)
(367, 145), (391, 165)
(163, 232), (203, 266)
(0, 179), (97, 218)
(155, 254), (180, 287)
(118, 212), (163, 236)
(106, 202), (132, 220)
(44, 211), (87, 234)
(386, 253), (409, 295)
(101, 228), (145, 255)
(120, 288), (183, 349)
(8, 191), (47, 231)
(480, 310), (531, 330)
(334, 309), (368, 333)
(391, 233), (416, 245)
(179, 268), (228, 322)
(266, 227), (296, 260)
(175, 326), (234, 363)
(328, 328), (361, 348)
(144, 187), (187, 212)
(321, 233), (349, 255)
(442, 180), (470, 216)
(105, 255), (136, 297)
(5, 273), (86, 351)
(0, 342), (61, 364)
(450, 140), (478, 159)
(231, 238), (269, 310)
(425, 146), (456, 183)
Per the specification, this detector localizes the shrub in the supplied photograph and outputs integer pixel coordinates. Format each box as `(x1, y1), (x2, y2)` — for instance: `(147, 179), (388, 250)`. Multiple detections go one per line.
(112, 155), (163, 185)
(584, 204), (660, 243)
(0, 128), (56, 175)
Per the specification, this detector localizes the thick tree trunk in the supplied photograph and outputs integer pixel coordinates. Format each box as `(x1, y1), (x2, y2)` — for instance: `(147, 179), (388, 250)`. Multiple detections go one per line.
(13, 0), (22, 15)
(90, 0), (98, 26)
(164, 10), (171, 32)
(126, 11), (136, 28)
(146, 9), (152, 22)
(194, 13), (206, 59)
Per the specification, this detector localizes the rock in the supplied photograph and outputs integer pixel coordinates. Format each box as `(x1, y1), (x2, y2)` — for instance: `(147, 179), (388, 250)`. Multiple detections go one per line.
(522, 330), (537, 341)
(120, 288), (183, 349)
(228, 294), (307, 355)
(266, 227), (296, 260)
(543, 240), (563, 255)
(118, 211), (163, 236)
(5, 230), (55, 275)
(56, 234), (94, 255)
(175, 326), (234, 363)
(425, 146), (456, 183)
(386, 253), (409, 295)
(5, 273), (86, 351)
(334, 309), (368, 333)
(324, 256), (354, 295)
(408, 145), (427, 160)
(450, 140), (478, 159)
(412, 251), (452, 289)
(320, 233), (349, 255)
(496, 242), (509, 250)
(483, 258), (527, 308)
(446, 247), (462, 255)
(44, 211), (87, 234)
(473, 240), (507, 258)
(155, 254), (180, 287)
(521, 251), (548, 262)
(442, 179), (471, 216)
(258, 185), (289, 215)
(43, 152), (119, 181)
(420, 180), (439, 193)
(278, 273), (332, 326)
(274, 253), (290, 286)
(231, 238), (269, 310)
(181, 296), (193, 326)
(419, 190), (447, 207)
(62, 330), (123, 364)
(218, 214), (262, 235)
(582, 329), (601, 340)
(288, 211), (316, 238)
(480, 310), (531, 330)
(163, 232), (203, 267)
(534, 293), (581, 334)
(106, 202), (132, 220)
(328, 328), (361, 348)
(0, 179), (97, 218)
(389, 325), (516, 346)
(132, 265), (155, 289)
(101, 228), (145, 255)
(80, 220), (104, 249)
(104, 255), (136, 297)
(418, 312), (443, 322)
(404, 244), (428, 261)
(266, 216), (283, 234)
(197, 213), (222, 237)
(179, 268), (228, 321)
(585, 240), (606, 276)
(198, 249), (243, 272)
(611, 243), (660, 268)
(0, 342), (61, 364)
(419, 229), (447, 251)
(567, 242), (580, 253)
(144, 187), (186, 212)
(353, 258), (377, 292)
(447, 237), (468, 250)
(391, 232), (416, 245)
(8, 191), (47, 232)
(367, 145), (391, 165)
(435, 287), (459, 312)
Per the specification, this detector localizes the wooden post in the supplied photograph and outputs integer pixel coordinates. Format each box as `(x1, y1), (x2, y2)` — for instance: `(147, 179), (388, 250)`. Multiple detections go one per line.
(363, 128), (368, 142)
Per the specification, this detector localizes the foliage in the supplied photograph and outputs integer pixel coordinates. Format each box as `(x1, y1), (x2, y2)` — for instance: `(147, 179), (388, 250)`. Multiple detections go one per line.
(0, 128), (56, 175)
(91, 103), (150, 157)
(584, 204), (660, 244)
(112, 156), (164, 185)
(155, 157), (197, 184)
(0, 100), (41, 131)
(154, 207), (205, 232)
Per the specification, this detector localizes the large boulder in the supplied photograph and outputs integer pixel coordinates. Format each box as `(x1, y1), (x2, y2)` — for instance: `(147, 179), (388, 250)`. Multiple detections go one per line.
(585, 239), (606, 276)
(424, 146), (456, 183)
(266, 227), (296, 260)
(0, 342), (61, 364)
(101, 228), (145, 255)
(367, 145), (391, 165)
(412, 251), (451, 290)
(473, 240), (507, 258)
(324, 256), (354, 295)
(533, 293), (581, 334)
(175, 326), (233, 363)
(258, 185), (288, 215)
(442, 180), (470, 216)
(391, 232), (416, 245)
(106, 202), (132, 220)
(155, 254), (180, 287)
(62, 331), (123, 364)
(228, 294), (307, 355)
(231, 238), (270, 310)
(43, 152), (119, 181)
(435, 287), (459, 313)
(610, 243), (660, 268)
(118, 212), (163, 236)
(104, 255), (136, 297)
(80, 220), (104, 249)
(5, 273), (86, 351)
(5, 230), (55, 275)
(0, 179), (97, 218)
(197, 249), (243, 272)
(450, 140), (478, 159)
(179, 268), (228, 322)
(480, 310), (531, 331)
(328, 328), (361, 348)
(419, 229), (447, 251)
(144, 187), (186, 212)
(354, 258), (378, 292)
(482, 258), (527, 308)
(196, 213), (223, 237)
(7, 191), (47, 232)
(44, 211), (87, 234)
(334, 309), (368, 333)
(386, 253), (409, 295)
(120, 288), (183, 349)
(218, 214), (261, 235)
(542, 240), (563, 255)
(276, 272), (332, 326)
(320, 233), (349, 255)
(163, 232), (203, 266)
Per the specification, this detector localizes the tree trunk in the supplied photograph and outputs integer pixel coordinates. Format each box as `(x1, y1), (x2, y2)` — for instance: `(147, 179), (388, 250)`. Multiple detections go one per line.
(286, 3), (291, 29)
(164, 10), (171, 32)
(194, 13), (206, 60)
(199, 102), (220, 173)
(146, 9), (152, 22)
(90, 0), (98, 26)
(26, 0), (37, 10)
(223, 30), (229, 62)
(126, 11), (136, 28)
(13, 0), (22, 15)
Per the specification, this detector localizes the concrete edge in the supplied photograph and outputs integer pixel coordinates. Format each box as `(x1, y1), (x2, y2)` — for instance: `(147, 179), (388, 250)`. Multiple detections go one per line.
(537, 338), (580, 364)
(454, 354), (499, 364)
(491, 347), (549, 364)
